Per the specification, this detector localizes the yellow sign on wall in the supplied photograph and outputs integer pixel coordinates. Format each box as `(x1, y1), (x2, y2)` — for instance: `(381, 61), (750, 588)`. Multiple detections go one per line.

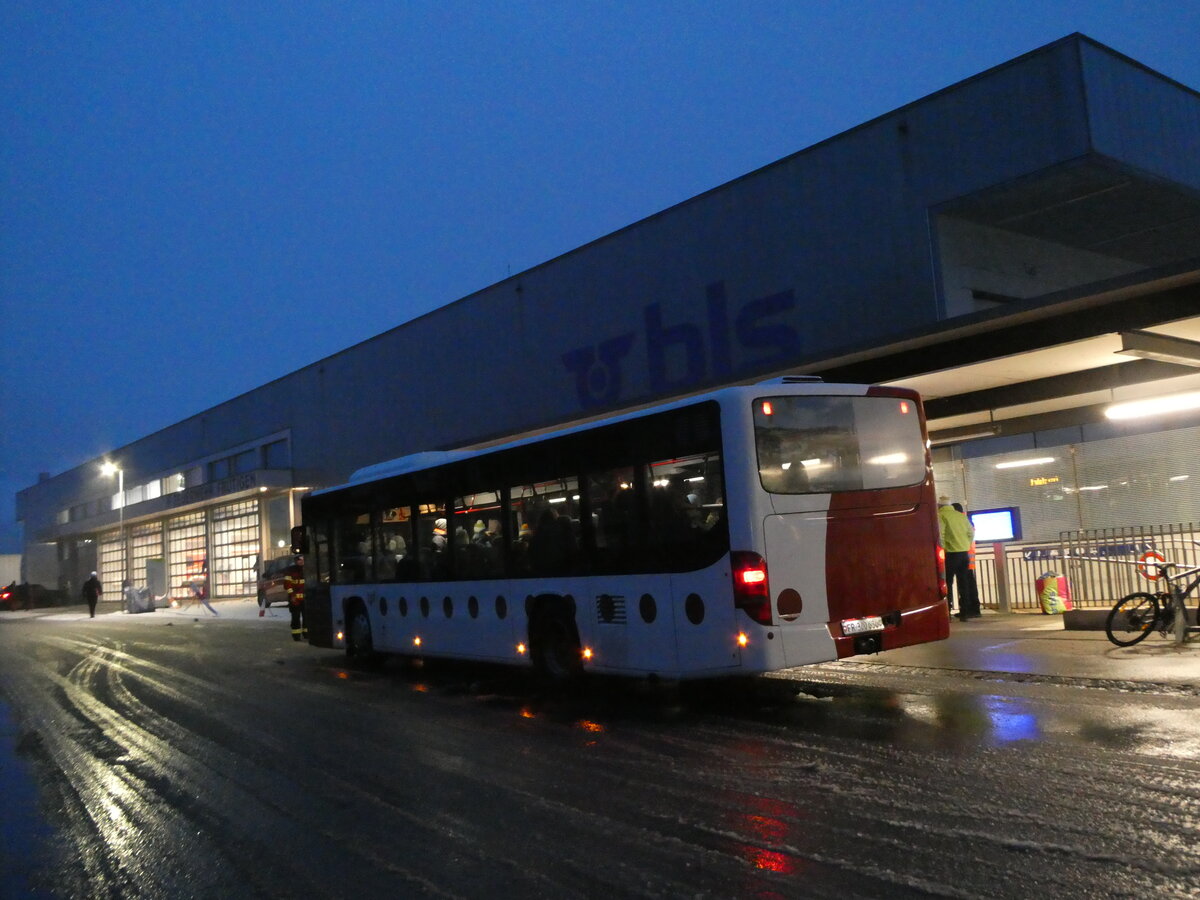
(1030, 475), (1060, 486)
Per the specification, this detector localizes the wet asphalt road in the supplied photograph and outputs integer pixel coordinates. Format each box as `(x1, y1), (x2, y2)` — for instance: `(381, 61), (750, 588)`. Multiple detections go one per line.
(1, 613), (1199, 899)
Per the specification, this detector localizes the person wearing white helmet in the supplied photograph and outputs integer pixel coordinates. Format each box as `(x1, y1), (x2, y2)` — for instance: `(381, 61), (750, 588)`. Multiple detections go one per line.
(82, 571), (103, 618)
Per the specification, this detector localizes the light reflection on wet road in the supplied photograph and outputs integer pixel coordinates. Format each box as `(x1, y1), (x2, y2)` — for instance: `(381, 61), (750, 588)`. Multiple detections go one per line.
(1, 615), (1198, 899)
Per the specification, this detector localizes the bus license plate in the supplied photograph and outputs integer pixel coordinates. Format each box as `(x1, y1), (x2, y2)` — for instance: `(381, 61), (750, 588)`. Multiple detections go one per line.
(842, 616), (884, 635)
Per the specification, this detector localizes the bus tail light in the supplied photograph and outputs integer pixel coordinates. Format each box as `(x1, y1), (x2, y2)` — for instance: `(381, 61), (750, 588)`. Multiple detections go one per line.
(732, 551), (771, 625)
(936, 545), (947, 600)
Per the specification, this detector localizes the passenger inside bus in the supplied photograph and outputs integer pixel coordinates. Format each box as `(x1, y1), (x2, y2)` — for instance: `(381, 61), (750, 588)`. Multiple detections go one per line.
(529, 506), (577, 576)
(511, 522), (532, 575)
(418, 515), (449, 580)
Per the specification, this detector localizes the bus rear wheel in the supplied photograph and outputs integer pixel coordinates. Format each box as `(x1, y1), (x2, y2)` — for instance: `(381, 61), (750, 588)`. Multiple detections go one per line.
(531, 613), (583, 682)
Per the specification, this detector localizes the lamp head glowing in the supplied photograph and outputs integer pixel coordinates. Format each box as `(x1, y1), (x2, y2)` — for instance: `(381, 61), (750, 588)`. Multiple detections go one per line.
(1105, 390), (1200, 421)
(994, 457), (1055, 470)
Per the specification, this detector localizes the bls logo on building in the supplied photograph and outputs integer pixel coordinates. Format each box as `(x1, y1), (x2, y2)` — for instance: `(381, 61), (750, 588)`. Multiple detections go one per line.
(562, 281), (801, 409)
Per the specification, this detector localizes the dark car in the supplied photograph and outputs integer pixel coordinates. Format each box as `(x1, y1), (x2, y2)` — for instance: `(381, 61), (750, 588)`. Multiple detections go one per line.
(257, 557), (293, 608)
(1, 582), (65, 610)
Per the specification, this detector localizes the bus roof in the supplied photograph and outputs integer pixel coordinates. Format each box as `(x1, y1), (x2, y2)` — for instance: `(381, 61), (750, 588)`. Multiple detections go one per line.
(320, 378), (904, 496)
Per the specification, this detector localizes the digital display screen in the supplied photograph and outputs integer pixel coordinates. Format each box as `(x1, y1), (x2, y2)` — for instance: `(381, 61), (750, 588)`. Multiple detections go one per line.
(969, 507), (1022, 542)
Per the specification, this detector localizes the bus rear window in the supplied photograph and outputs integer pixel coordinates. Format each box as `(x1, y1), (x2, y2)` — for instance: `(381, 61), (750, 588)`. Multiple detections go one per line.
(754, 395), (924, 494)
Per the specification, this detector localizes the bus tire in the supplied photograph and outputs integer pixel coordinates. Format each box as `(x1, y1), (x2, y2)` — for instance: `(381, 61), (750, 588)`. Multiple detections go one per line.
(530, 609), (583, 682)
(345, 600), (378, 662)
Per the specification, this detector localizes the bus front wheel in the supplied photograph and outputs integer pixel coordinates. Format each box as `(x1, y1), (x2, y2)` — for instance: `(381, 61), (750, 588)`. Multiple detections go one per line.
(346, 602), (376, 661)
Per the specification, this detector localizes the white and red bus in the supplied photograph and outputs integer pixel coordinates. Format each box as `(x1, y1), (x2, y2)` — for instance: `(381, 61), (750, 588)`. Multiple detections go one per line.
(298, 378), (949, 679)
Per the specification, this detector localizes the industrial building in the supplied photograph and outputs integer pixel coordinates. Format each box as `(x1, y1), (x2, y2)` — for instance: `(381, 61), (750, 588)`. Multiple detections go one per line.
(16, 34), (1200, 604)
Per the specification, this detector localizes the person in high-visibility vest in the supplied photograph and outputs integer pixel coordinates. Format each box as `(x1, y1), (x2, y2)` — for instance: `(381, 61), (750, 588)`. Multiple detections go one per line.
(965, 534), (982, 618)
(284, 555), (307, 641)
(938, 498), (976, 621)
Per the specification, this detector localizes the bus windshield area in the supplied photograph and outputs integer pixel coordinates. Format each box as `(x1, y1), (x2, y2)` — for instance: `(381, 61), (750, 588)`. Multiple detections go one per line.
(754, 395), (925, 494)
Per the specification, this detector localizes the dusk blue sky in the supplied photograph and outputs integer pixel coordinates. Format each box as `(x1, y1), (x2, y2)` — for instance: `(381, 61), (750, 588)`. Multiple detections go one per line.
(3, 2), (1199, 553)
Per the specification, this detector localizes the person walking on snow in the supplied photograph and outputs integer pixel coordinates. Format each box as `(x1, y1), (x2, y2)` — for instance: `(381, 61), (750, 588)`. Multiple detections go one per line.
(82, 571), (102, 618)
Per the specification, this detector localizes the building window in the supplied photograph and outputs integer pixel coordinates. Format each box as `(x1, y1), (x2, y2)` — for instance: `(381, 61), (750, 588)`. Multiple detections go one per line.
(211, 500), (260, 598)
(210, 457), (231, 481)
(234, 449), (258, 474)
(129, 523), (163, 588)
(168, 512), (207, 603)
(265, 495), (292, 557)
(99, 531), (125, 597)
(263, 439), (290, 469)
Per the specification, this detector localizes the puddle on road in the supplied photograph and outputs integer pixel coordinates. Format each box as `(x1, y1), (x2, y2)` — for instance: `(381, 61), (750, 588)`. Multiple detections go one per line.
(309, 652), (1200, 759)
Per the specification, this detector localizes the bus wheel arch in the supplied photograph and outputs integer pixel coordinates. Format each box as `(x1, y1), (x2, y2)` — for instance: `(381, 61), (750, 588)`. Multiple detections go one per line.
(528, 593), (582, 681)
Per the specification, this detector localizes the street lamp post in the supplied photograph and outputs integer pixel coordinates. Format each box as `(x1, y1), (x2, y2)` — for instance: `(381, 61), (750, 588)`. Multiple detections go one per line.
(100, 461), (125, 587)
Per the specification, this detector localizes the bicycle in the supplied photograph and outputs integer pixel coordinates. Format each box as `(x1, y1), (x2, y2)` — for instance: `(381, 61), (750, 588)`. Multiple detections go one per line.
(1104, 552), (1200, 647)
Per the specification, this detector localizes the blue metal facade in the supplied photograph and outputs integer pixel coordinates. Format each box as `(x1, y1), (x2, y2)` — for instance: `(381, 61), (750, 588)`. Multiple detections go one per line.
(17, 35), (1200, 566)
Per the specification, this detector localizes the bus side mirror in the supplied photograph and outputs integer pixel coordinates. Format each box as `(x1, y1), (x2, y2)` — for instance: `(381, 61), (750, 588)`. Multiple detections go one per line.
(290, 525), (309, 555)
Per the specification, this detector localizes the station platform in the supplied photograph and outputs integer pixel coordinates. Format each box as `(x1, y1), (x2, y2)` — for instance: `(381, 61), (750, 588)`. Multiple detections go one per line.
(851, 610), (1200, 691)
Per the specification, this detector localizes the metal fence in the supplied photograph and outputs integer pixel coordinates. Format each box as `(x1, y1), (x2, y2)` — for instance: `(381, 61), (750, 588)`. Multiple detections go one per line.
(1060, 523), (1200, 606)
(967, 522), (1200, 610)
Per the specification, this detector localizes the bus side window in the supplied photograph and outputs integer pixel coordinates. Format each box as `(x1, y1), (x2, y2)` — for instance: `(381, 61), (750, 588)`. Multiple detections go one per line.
(585, 466), (638, 572)
(416, 501), (449, 581)
(308, 521), (332, 586)
(334, 510), (372, 583)
(518, 477), (580, 577)
(645, 453), (727, 570)
(644, 467), (692, 561)
(508, 485), (535, 576)
(377, 507), (412, 583)
(691, 453), (725, 535)
(452, 491), (503, 580)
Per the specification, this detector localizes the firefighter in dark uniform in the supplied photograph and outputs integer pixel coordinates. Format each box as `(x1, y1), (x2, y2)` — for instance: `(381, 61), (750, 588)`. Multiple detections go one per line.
(285, 555), (307, 641)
